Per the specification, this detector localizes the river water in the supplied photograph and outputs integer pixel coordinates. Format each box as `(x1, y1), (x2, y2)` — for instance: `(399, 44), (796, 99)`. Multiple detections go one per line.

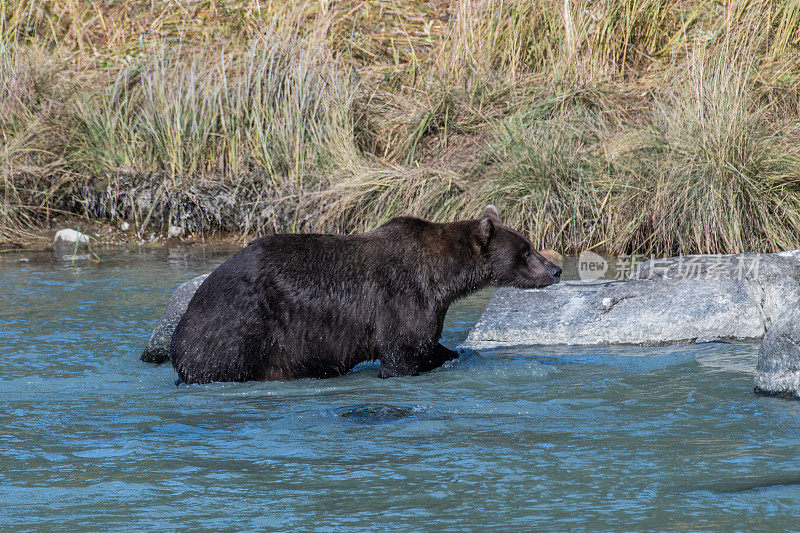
(2, 246), (800, 530)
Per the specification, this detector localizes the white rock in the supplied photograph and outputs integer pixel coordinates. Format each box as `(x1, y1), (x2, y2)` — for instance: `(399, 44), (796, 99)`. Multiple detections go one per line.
(777, 249), (800, 259)
(120, 221), (130, 231)
(54, 229), (90, 246)
(167, 226), (184, 238)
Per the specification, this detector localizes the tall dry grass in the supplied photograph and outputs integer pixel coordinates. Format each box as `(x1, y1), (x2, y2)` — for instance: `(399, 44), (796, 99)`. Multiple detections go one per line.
(2, 0), (800, 254)
(71, 26), (356, 183)
(634, 41), (800, 254)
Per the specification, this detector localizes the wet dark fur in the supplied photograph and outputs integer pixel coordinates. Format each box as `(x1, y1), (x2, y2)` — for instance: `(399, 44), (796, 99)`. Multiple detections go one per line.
(170, 208), (561, 383)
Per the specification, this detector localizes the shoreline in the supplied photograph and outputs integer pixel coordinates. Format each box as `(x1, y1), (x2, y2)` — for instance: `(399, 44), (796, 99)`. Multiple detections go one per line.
(0, 216), (248, 254)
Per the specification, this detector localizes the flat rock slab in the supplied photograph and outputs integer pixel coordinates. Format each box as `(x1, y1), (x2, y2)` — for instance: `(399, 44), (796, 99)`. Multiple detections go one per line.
(462, 252), (800, 348)
(140, 274), (209, 364)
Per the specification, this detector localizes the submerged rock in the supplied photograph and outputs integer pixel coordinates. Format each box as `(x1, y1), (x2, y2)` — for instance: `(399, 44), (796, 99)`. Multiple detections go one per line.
(140, 274), (208, 364)
(54, 228), (90, 246)
(755, 309), (800, 399)
(336, 404), (414, 423)
(462, 252), (800, 348)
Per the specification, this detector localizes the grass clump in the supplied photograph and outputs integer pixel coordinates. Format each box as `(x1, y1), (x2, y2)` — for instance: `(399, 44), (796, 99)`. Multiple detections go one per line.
(467, 93), (613, 252)
(318, 166), (466, 233)
(635, 44), (800, 254)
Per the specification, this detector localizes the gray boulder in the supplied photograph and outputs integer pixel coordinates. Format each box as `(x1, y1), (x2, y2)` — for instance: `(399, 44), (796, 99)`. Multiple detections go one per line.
(754, 309), (800, 399)
(462, 252), (800, 348)
(140, 274), (208, 364)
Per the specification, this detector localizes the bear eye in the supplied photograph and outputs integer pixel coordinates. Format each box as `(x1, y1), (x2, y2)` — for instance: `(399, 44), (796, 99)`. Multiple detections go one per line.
(522, 249), (530, 259)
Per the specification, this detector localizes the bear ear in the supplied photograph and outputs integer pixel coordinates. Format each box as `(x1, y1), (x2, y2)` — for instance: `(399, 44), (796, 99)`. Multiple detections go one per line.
(478, 216), (495, 246)
(483, 204), (500, 223)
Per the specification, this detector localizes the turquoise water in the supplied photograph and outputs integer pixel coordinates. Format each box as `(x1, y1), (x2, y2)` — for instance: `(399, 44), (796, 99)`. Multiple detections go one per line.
(2, 246), (800, 530)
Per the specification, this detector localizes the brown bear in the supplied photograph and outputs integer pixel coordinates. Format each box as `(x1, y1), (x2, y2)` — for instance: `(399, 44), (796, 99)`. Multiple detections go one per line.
(170, 206), (561, 383)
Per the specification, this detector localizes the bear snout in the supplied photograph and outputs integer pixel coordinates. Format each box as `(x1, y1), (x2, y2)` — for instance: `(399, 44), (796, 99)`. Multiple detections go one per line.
(549, 265), (562, 280)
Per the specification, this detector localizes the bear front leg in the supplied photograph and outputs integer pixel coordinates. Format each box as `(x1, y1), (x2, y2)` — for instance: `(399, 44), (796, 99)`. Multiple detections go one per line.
(378, 353), (419, 378)
(377, 342), (426, 378)
(378, 342), (458, 377)
(418, 342), (459, 373)
(377, 310), (440, 378)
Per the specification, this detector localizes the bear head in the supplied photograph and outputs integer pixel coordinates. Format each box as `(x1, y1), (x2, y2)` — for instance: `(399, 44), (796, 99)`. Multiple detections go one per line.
(477, 205), (562, 289)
